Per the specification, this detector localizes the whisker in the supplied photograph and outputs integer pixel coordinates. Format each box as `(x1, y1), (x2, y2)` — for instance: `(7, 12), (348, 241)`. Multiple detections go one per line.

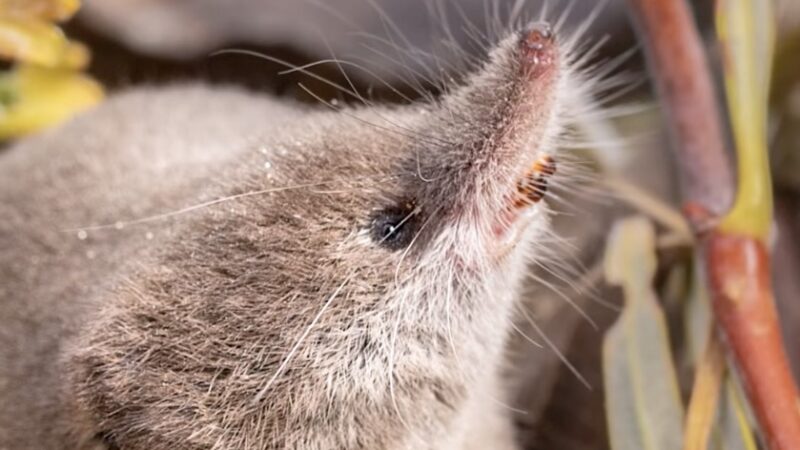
(209, 49), (365, 104)
(63, 179), (359, 232)
(394, 204), (444, 286)
(387, 302), (408, 429)
(296, 83), (453, 150)
(518, 306), (592, 390)
(510, 320), (544, 348)
(280, 58), (415, 104)
(251, 272), (354, 404)
(525, 270), (599, 331)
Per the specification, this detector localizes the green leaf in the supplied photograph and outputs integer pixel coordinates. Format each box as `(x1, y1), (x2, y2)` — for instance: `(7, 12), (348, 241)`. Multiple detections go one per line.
(603, 217), (684, 450)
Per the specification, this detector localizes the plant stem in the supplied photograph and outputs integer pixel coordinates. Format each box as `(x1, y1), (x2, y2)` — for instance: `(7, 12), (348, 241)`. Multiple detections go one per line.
(623, 0), (800, 448)
(625, 0), (734, 222)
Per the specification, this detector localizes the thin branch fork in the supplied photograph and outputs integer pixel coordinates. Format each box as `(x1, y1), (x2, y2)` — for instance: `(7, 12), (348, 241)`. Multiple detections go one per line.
(624, 0), (800, 449)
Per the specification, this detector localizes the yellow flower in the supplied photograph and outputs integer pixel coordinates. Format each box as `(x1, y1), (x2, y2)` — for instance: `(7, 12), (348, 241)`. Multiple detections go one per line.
(0, 17), (89, 69)
(0, 0), (80, 22)
(0, 64), (103, 140)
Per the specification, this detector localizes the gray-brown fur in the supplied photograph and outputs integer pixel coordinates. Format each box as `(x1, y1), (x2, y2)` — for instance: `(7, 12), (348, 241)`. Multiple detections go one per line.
(1, 25), (575, 450)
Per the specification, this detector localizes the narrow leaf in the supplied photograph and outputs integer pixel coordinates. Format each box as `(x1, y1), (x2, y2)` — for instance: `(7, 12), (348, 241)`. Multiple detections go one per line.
(683, 331), (724, 450)
(603, 217), (684, 450)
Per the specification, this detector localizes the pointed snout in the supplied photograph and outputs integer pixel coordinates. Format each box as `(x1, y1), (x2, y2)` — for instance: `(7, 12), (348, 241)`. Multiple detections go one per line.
(519, 22), (557, 79)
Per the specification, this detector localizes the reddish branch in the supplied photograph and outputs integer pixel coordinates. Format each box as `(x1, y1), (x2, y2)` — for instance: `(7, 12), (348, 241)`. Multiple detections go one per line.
(625, 0), (733, 219)
(624, 1), (800, 449)
(707, 235), (800, 449)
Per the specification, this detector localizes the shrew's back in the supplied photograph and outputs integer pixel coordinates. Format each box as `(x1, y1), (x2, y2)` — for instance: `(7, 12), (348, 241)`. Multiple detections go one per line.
(0, 85), (300, 449)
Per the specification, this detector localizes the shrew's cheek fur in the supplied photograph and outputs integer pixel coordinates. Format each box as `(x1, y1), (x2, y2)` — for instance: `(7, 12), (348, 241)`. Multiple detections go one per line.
(0, 17), (604, 450)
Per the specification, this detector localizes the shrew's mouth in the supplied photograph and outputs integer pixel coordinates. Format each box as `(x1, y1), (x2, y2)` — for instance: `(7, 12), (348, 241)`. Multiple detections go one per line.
(492, 154), (557, 245)
(514, 154), (557, 208)
(489, 22), (559, 243)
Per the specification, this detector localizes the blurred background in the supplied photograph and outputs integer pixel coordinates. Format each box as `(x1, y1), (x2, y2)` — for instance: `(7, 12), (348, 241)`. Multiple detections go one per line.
(70, 0), (633, 93)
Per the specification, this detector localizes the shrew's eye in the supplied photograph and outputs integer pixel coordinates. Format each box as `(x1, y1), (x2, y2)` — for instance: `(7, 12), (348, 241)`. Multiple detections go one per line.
(370, 201), (419, 251)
